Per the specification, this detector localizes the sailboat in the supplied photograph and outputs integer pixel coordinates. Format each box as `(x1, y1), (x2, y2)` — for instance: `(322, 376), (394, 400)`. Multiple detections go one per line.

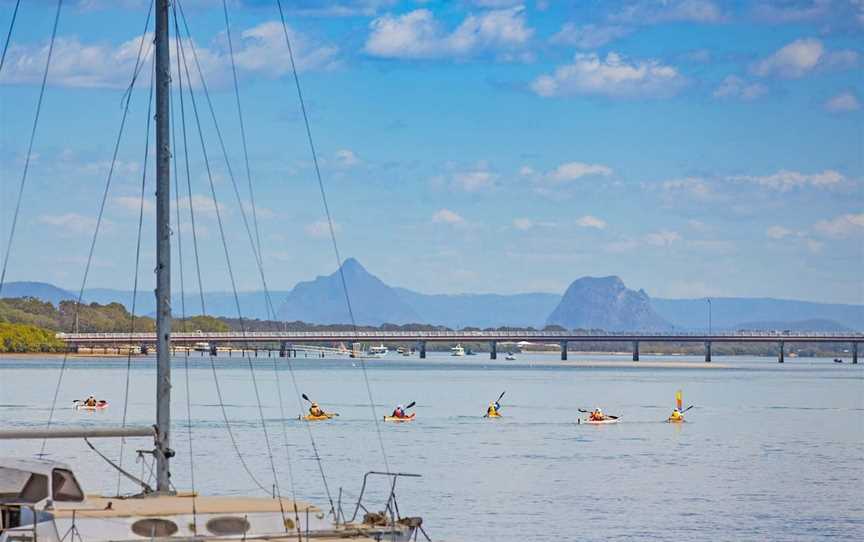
(0, 1), (425, 540)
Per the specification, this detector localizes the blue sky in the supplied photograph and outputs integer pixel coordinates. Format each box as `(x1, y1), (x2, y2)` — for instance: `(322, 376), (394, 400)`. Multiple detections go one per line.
(0, 0), (861, 303)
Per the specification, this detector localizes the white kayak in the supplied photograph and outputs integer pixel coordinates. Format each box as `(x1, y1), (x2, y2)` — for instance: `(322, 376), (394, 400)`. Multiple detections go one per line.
(578, 417), (619, 425)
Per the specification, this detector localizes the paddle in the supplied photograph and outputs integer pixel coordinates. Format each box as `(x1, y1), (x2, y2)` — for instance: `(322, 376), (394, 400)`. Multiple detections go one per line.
(404, 401), (416, 410)
(682, 405), (694, 414)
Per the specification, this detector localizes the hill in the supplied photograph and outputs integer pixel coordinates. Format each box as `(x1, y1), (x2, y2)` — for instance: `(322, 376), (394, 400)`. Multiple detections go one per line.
(276, 258), (422, 326)
(546, 276), (672, 331)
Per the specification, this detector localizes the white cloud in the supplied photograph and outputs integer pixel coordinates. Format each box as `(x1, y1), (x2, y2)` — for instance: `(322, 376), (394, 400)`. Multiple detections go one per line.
(547, 161), (613, 182)
(549, 23), (631, 49)
(644, 230), (682, 246)
(713, 75), (768, 101)
(37, 213), (107, 236)
(304, 219), (342, 238)
(452, 169), (497, 191)
(730, 169), (845, 191)
(178, 194), (227, 215)
(661, 177), (717, 200)
(751, 0), (833, 23)
(824, 91), (861, 113)
(750, 38), (858, 79)
(334, 149), (361, 167)
(576, 215), (607, 229)
(512, 217), (533, 230)
(766, 225), (794, 239)
(432, 208), (466, 225)
(531, 52), (686, 99)
(610, 0), (726, 24)
(814, 213), (864, 238)
(112, 195), (154, 215)
(364, 6), (533, 60)
(1, 23), (337, 89)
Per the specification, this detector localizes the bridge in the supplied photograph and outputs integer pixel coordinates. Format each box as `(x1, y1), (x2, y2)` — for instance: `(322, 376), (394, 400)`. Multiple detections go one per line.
(56, 330), (862, 363)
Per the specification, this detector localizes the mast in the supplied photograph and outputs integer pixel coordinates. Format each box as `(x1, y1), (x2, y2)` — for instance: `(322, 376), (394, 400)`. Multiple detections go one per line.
(154, 0), (172, 493)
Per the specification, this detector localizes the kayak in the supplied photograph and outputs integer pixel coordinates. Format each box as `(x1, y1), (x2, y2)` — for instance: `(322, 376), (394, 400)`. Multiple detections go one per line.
(485, 412), (502, 418)
(74, 400), (108, 411)
(299, 413), (337, 421)
(578, 417), (619, 425)
(667, 417), (685, 423)
(383, 413), (415, 422)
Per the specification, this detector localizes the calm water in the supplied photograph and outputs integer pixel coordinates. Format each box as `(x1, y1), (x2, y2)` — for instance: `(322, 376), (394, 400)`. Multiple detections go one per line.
(1, 353), (862, 541)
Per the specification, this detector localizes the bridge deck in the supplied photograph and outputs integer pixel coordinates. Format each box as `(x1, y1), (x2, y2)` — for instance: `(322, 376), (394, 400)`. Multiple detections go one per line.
(56, 331), (863, 344)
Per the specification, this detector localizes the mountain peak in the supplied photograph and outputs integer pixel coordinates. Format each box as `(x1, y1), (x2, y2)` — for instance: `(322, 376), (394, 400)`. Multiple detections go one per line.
(546, 275), (671, 331)
(340, 257), (366, 274)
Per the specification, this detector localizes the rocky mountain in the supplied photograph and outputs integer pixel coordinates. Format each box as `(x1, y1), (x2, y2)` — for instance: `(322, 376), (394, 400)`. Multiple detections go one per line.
(546, 276), (672, 331)
(276, 258), (422, 326)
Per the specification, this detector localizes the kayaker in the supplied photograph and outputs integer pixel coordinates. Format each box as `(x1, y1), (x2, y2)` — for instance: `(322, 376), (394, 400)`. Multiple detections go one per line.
(391, 404), (408, 419)
(486, 401), (500, 417)
(84, 395), (98, 407)
(668, 408), (684, 422)
(589, 408), (605, 422)
(309, 402), (324, 417)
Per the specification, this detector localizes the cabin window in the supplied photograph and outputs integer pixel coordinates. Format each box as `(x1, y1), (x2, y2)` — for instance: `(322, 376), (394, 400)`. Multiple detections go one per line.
(206, 516), (251, 535)
(51, 469), (84, 502)
(18, 473), (49, 503)
(131, 518), (178, 536)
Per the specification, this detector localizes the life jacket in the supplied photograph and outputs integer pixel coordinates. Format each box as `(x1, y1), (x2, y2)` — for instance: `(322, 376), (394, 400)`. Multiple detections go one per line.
(669, 411), (683, 421)
(309, 406), (323, 417)
(590, 412), (604, 421)
(85, 398), (97, 407)
(392, 408), (405, 418)
(487, 406), (498, 416)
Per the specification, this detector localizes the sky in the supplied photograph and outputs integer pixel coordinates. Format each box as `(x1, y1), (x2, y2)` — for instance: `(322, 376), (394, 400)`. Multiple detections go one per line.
(0, 0), (862, 304)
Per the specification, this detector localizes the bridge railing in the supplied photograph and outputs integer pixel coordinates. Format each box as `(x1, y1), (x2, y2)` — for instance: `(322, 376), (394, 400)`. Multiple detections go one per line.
(56, 330), (864, 340)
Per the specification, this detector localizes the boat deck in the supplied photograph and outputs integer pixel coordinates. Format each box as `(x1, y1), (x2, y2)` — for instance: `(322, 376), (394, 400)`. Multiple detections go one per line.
(52, 493), (319, 518)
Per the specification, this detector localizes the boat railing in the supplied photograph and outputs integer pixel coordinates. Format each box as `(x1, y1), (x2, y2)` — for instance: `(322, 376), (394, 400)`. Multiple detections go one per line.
(347, 471), (424, 534)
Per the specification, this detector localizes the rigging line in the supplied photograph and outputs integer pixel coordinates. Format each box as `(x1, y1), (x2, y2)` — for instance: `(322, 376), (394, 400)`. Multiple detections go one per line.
(0, 0), (63, 299)
(177, 1), (330, 521)
(220, 0), (263, 263)
(0, 0), (21, 75)
(174, 12), (287, 525)
(173, 10), (271, 495)
(170, 27), (198, 529)
(116, 54), (155, 497)
(119, 0), (154, 111)
(39, 0), (150, 456)
(274, 0), (391, 474)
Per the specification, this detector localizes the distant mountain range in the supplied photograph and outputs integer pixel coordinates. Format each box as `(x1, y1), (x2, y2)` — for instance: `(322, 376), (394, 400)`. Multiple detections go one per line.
(2, 259), (862, 331)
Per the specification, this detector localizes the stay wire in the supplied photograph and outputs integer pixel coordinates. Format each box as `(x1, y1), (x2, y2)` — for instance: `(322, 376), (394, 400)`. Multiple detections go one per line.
(116, 54), (155, 496)
(0, 0), (21, 75)
(217, 0), (302, 534)
(40, 0), (150, 455)
(220, 0), (263, 262)
(173, 19), (287, 525)
(172, 7), (273, 498)
(170, 20), (198, 529)
(275, 0), (391, 474)
(0, 0), (62, 299)
(177, 0), (332, 521)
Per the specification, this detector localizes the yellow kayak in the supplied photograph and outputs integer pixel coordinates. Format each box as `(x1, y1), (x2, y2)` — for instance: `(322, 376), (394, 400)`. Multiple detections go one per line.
(485, 412), (502, 418)
(383, 413), (415, 422)
(667, 417), (685, 423)
(299, 413), (337, 421)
